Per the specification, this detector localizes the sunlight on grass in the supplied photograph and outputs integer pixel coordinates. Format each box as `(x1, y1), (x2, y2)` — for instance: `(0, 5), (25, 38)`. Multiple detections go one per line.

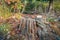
(53, 1), (60, 11)
(43, 2), (49, 7)
(13, 13), (22, 19)
(0, 12), (21, 19)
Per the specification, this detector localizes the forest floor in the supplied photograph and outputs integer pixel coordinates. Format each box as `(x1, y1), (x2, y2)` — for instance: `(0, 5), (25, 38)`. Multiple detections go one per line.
(0, 13), (60, 40)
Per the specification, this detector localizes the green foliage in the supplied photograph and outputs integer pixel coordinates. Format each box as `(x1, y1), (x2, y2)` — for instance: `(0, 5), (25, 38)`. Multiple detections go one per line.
(0, 23), (11, 34)
(0, 0), (60, 14)
(47, 17), (55, 22)
(25, 2), (34, 11)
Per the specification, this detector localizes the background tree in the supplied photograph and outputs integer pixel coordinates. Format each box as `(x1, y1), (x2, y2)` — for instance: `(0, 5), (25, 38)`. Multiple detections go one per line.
(47, 0), (53, 13)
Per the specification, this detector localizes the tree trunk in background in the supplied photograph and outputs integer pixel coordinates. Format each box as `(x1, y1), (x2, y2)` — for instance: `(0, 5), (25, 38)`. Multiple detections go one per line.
(47, 0), (53, 13)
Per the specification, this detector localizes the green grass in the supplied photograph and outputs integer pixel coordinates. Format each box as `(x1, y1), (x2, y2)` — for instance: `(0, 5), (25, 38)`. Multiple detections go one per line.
(53, 1), (60, 11)
(0, 5), (21, 19)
